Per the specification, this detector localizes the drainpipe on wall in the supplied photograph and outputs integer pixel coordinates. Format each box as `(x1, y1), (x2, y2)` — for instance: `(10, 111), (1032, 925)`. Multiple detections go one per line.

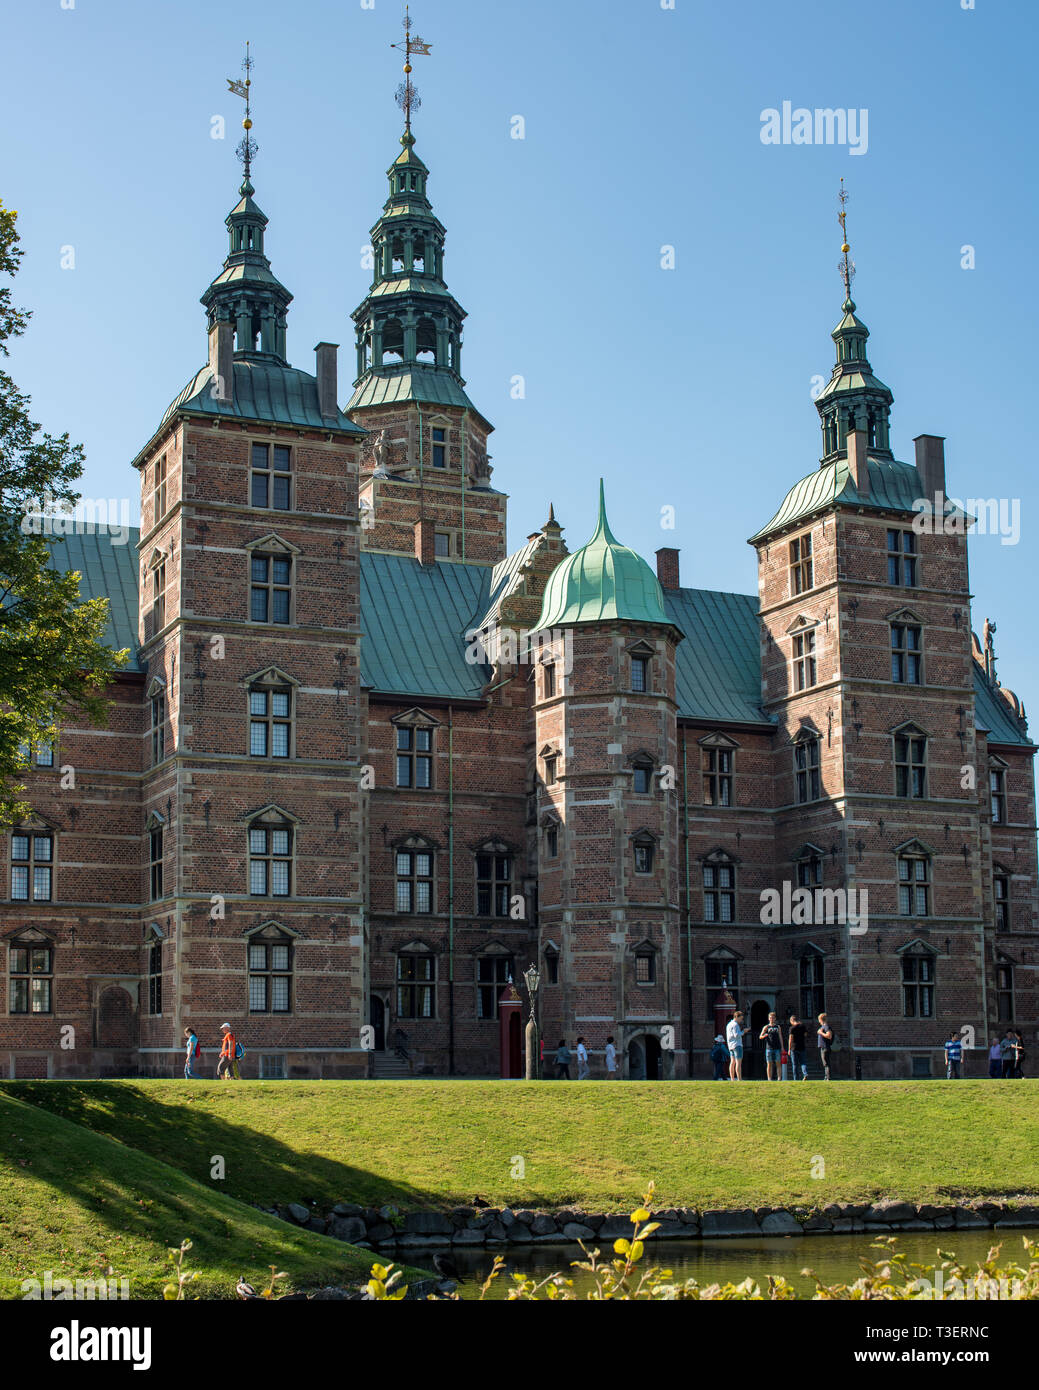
(460, 410), (467, 561)
(448, 705), (455, 1075)
(682, 728), (694, 1078)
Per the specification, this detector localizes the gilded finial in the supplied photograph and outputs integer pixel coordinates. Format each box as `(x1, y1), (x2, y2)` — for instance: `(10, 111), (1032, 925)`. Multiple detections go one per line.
(837, 177), (856, 307)
(228, 42), (257, 189)
(392, 4), (433, 137)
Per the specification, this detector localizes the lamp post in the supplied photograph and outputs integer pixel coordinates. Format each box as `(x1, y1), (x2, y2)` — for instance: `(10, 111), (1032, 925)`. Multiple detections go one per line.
(523, 964), (540, 1081)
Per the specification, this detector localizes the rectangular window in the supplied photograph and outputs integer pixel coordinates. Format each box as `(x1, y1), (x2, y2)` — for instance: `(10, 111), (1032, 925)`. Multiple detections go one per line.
(994, 873), (1010, 931)
(789, 533), (814, 595)
(477, 956), (513, 1018)
(150, 562), (166, 634)
(898, 856), (931, 916)
(635, 951), (655, 984)
(633, 840), (654, 873)
(794, 739), (821, 803)
(434, 532), (451, 558)
(476, 853), (512, 917)
(996, 963), (1014, 1021)
(990, 767), (1007, 824)
(149, 828), (163, 901)
(250, 554), (292, 624)
(12, 833), (52, 902)
(887, 529), (917, 587)
(9, 944), (53, 1014)
(151, 690), (166, 765)
(153, 454), (167, 523)
(793, 629), (817, 690)
(432, 427), (446, 469)
(249, 940), (293, 1013)
(249, 826), (292, 897)
(395, 726), (433, 788)
(249, 688), (292, 758)
(396, 850), (433, 914)
(35, 740), (54, 768)
(799, 954), (825, 1019)
(890, 623), (922, 684)
(397, 954), (435, 1017)
(703, 747), (733, 806)
(902, 954), (935, 1017)
(251, 443), (292, 510)
(703, 862), (735, 922)
(631, 656), (648, 692)
(148, 941), (162, 1015)
(633, 763), (652, 794)
(543, 663), (556, 698)
(544, 753), (558, 786)
(895, 734), (926, 798)
(545, 826), (558, 859)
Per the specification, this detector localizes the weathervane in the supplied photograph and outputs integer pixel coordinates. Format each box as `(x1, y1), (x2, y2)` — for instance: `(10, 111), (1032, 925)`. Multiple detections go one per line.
(391, 5), (432, 134)
(228, 42), (257, 184)
(837, 177), (856, 301)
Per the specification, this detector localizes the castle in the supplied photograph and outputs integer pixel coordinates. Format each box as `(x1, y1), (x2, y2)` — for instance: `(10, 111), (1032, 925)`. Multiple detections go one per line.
(4, 89), (1036, 1082)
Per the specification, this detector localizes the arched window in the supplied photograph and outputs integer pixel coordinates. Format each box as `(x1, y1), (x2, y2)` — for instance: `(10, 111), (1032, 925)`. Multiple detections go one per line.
(390, 239), (405, 273)
(412, 239), (425, 273)
(416, 318), (437, 365)
(381, 318), (404, 365)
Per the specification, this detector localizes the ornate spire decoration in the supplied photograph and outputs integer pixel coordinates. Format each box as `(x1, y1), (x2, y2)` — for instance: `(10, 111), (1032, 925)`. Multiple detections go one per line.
(391, 5), (432, 137)
(201, 44), (292, 363)
(813, 180), (894, 465)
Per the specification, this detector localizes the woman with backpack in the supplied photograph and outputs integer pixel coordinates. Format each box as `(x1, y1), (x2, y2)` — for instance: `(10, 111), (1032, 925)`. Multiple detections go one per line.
(184, 1026), (201, 1079)
(217, 1022), (244, 1079)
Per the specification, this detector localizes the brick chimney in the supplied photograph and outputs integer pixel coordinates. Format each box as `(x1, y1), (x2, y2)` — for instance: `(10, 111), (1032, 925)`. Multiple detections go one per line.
(208, 320), (234, 405)
(847, 428), (870, 498)
(655, 547), (680, 590)
(914, 434), (946, 502)
(414, 519), (436, 565)
(314, 342), (339, 421)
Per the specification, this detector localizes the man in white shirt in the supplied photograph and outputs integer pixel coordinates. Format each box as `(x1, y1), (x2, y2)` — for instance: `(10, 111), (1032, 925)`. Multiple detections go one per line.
(726, 1011), (749, 1081)
(604, 1035), (618, 1079)
(576, 1036), (590, 1080)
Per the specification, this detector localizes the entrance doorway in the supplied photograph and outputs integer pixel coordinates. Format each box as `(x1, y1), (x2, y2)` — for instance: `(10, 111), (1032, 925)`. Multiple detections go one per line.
(748, 999), (772, 1080)
(627, 1037), (645, 1079)
(627, 1034), (663, 1080)
(645, 1034), (662, 1080)
(370, 995), (386, 1052)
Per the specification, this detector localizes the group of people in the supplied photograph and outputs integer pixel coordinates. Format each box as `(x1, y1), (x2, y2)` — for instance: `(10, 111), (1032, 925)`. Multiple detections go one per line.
(554, 1036), (620, 1079)
(183, 1023), (244, 1079)
(986, 1030), (1027, 1078)
(712, 1010), (834, 1081)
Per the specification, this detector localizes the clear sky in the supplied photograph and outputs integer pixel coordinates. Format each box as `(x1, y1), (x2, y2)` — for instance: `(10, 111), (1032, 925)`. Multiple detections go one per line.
(3, 0), (1037, 717)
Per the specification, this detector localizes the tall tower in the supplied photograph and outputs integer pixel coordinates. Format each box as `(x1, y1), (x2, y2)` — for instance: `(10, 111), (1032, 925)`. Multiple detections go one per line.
(347, 12), (505, 565)
(532, 485), (685, 1078)
(132, 52), (370, 1078)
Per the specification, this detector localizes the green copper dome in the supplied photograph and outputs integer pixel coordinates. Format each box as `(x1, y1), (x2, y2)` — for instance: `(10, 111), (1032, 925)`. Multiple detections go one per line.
(535, 482), (668, 630)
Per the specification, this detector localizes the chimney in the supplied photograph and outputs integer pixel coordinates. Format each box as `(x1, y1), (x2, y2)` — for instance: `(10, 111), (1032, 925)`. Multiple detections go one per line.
(414, 518), (436, 565)
(847, 429), (870, 498)
(914, 434), (946, 502)
(208, 320), (234, 405)
(655, 547), (680, 589)
(314, 342), (339, 421)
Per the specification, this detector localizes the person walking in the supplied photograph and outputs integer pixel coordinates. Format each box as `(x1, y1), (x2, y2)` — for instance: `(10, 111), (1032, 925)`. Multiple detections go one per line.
(217, 1022), (240, 1080)
(1000, 1029), (1016, 1078)
(759, 1012), (783, 1081)
(1011, 1029), (1026, 1078)
(816, 1013), (834, 1080)
(787, 1014), (808, 1080)
(555, 1039), (572, 1080)
(576, 1036), (590, 1081)
(184, 1026), (201, 1079)
(710, 1034), (728, 1080)
(988, 1037), (1003, 1078)
(604, 1035), (619, 1080)
(944, 1029), (963, 1079)
(726, 1011), (749, 1081)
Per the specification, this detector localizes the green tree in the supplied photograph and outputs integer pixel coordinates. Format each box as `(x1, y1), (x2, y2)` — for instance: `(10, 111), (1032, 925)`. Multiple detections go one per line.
(0, 199), (128, 825)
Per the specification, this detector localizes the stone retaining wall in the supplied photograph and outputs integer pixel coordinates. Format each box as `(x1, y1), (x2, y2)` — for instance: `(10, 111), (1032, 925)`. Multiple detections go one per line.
(265, 1197), (1039, 1250)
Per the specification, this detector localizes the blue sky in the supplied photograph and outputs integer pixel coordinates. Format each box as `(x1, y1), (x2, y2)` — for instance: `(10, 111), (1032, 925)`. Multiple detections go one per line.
(4, 0), (1037, 715)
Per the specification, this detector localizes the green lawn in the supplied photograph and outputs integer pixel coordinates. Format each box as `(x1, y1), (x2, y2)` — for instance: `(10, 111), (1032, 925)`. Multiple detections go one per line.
(5, 1078), (1038, 1216)
(0, 1091), (419, 1300)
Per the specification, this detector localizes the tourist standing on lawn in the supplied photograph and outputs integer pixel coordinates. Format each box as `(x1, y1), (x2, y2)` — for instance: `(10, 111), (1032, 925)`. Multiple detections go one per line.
(988, 1037), (1003, 1078)
(604, 1035), (618, 1080)
(1000, 1029), (1016, 1078)
(816, 1013), (834, 1080)
(710, 1034), (728, 1080)
(787, 1014), (808, 1080)
(217, 1022), (240, 1080)
(944, 1029), (963, 1078)
(759, 1012), (783, 1081)
(1012, 1029), (1026, 1077)
(576, 1036), (590, 1080)
(184, 1026), (201, 1079)
(555, 1039), (572, 1079)
(726, 1011), (749, 1081)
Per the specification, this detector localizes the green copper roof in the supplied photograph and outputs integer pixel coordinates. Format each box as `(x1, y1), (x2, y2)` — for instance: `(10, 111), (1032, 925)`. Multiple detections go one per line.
(750, 454), (925, 542)
(664, 588), (768, 725)
(161, 359), (364, 434)
(347, 366), (482, 416)
(43, 525), (141, 669)
(535, 483), (669, 630)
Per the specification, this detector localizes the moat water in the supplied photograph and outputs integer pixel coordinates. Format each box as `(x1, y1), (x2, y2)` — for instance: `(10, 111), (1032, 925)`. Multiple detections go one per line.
(450, 1227), (1039, 1300)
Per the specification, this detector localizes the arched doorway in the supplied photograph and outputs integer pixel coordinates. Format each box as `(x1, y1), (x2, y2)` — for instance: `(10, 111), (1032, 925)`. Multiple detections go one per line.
(645, 1035), (662, 1080)
(96, 985), (135, 1048)
(627, 1037), (645, 1080)
(370, 995), (386, 1052)
(748, 999), (772, 1080)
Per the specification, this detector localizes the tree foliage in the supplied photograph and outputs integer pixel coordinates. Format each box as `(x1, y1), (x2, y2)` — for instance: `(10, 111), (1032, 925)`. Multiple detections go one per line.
(0, 199), (128, 825)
